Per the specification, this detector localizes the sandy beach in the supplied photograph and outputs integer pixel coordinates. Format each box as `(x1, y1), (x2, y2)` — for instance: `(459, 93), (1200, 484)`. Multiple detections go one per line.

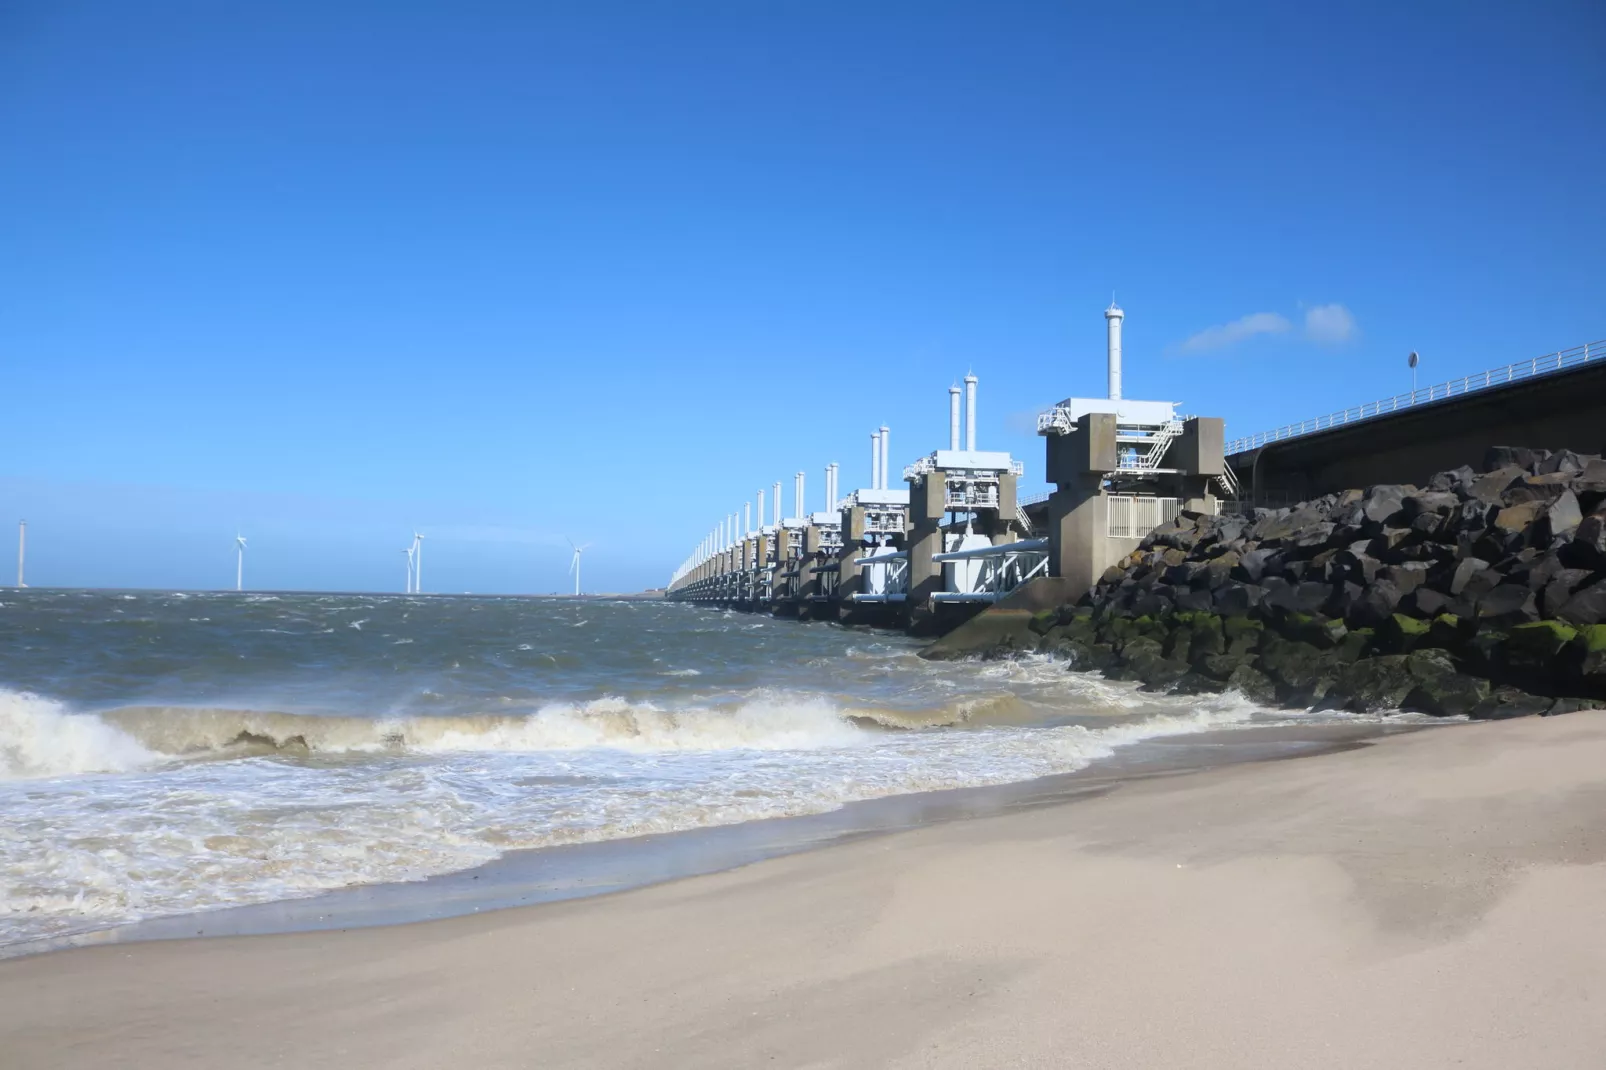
(5, 712), (1605, 1069)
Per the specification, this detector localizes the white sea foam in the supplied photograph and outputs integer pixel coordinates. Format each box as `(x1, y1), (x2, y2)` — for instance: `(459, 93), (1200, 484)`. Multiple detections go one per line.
(0, 685), (1323, 947)
(0, 690), (157, 780)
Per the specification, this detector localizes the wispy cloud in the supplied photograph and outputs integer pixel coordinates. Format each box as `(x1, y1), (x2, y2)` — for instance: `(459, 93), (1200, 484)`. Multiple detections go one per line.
(1177, 312), (1292, 354)
(1303, 303), (1357, 345)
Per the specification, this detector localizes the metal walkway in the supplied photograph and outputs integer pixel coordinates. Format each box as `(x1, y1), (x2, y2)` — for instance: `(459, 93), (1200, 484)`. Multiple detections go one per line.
(1225, 339), (1604, 456)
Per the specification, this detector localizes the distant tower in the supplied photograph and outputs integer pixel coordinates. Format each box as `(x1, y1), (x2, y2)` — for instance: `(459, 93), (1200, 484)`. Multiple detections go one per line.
(16, 519), (25, 588)
(1105, 300), (1125, 401)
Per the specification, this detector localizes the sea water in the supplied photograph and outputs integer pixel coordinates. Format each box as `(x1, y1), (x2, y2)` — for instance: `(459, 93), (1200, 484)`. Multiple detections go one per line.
(1, 590), (1362, 947)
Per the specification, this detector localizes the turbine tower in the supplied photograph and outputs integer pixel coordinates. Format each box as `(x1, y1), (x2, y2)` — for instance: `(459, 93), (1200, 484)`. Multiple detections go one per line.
(235, 534), (247, 592)
(567, 538), (593, 596)
(404, 545), (416, 593)
(411, 532), (424, 593)
(16, 519), (25, 589)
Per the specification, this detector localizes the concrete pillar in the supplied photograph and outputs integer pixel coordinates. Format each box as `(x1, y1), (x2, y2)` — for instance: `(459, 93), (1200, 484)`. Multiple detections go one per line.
(991, 470), (1020, 543)
(773, 526), (797, 611)
(1172, 416), (1225, 514)
(837, 506), (867, 605)
(1044, 412), (1127, 601)
(1046, 478), (1109, 598)
(756, 532), (774, 605)
(796, 525), (823, 614)
(907, 471), (948, 629)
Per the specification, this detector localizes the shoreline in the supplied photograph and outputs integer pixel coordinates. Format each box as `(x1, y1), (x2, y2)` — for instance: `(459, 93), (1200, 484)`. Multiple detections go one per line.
(4, 711), (1601, 1068)
(2, 718), (1417, 961)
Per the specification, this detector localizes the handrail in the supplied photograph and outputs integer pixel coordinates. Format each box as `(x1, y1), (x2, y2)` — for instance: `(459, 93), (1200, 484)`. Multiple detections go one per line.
(931, 538), (1048, 562)
(1226, 339), (1604, 455)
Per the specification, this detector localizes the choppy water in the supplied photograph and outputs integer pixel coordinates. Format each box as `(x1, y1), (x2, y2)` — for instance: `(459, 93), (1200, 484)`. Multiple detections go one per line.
(1, 590), (1359, 948)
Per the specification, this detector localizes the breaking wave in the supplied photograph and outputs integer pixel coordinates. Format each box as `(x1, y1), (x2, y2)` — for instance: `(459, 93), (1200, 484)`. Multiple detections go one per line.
(0, 691), (156, 779)
(0, 683), (1274, 783)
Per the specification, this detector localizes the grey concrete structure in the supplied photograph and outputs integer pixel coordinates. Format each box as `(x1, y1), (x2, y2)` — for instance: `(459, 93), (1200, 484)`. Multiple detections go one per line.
(1230, 359), (1606, 504)
(1042, 413), (1226, 602)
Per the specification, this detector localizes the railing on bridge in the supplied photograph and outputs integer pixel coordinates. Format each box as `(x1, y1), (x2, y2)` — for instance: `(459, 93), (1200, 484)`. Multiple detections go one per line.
(850, 548), (909, 603)
(1225, 340), (1604, 455)
(929, 538), (1049, 604)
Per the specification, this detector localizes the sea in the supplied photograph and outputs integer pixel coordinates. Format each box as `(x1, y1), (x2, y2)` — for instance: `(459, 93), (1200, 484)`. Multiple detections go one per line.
(0, 589), (1385, 951)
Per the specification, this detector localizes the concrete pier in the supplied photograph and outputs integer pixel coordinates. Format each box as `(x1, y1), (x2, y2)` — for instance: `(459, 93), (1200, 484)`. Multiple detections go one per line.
(666, 310), (1597, 642)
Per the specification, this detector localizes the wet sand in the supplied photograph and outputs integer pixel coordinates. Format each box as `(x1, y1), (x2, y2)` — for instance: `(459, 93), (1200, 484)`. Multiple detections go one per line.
(5, 712), (1605, 1068)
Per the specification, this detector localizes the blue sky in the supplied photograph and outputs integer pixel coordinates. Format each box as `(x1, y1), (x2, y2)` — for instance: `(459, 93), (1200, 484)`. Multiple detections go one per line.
(2, 1), (1603, 593)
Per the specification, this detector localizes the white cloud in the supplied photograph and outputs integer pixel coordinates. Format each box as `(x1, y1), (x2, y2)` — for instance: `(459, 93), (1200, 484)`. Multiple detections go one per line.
(1303, 303), (1357, 345)
(1177, 312), (1292, 353)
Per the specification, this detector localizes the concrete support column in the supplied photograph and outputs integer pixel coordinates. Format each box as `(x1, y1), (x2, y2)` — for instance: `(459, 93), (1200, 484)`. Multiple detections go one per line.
(797, 524), (823, 615)
(837, 506), (867, 606)
(1046, 478), (1109, 599)
(991, 471), (1020, 543)
(1044, 412), (1119, 602)
(774, 527), (798, 614)
(907, 472), (948, 632)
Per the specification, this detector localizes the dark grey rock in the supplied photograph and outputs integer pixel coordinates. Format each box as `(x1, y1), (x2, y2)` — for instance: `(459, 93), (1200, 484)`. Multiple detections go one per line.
(1233, 547), (1276, 583)
(1538, 490), (1584, 542)
(1327, 655), (1417, 712)
(1502, 473), (1574, 505)
(1405, 587), (1451, 618)
(1559, 581), (1606, 628)
(1405, 670), (1490, 718)
(1541, 569), (1593, 618)
(1539, 449), (1586, 476)
(1345, 580), (1402, 629)
(1225, 664), (1278, 704)
(1469, 465), (1524, 505)
(1403, 491), (1459, 519)
(1447, 557), (1492, 596)
(1362, 485), (1407, 525)
(1428, 465), (1477, 494)
(1212, 582), (1265, 615)
(1472, 686), (1555, 720)
(1566, 516), (1606, 569)
(1485, 447), (1546, 473)
(1477, 583), (1540, 627)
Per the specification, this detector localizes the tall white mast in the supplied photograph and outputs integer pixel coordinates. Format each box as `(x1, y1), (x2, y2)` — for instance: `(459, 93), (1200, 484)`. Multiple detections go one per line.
(964, 375), (978, 451)
(1106, 301), (1125, 401)
(16, 519), (24, 588)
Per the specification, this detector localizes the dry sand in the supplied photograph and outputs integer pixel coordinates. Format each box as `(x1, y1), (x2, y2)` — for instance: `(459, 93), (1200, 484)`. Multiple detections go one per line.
(4, 712), (1605, 1069)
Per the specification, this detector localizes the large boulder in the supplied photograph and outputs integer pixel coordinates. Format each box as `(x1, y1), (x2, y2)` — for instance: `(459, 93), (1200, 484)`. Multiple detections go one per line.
(1476, 583), (1540, 628)
(1558, 580), (1606, 628)
(1469, 465), (1524, 505)
(1493, 500), (1545, 534)
(1362, 485), (1408, 526)
(1566, 516), (1606, 568)
(1256, 636), (1337, 704)
(1536, 490), (1584, 543)
(1472, 687), (1556, 720)
(1575, 625), (1606, 694)
(1212, 582), (1265, 615)
(1502, 473), (1574, 505)
(1326, 655), (1417, 712)
(1225, 664), (1278, 704)
(1484, 446), (1549, 473)
(1501, 619), (1578, 677)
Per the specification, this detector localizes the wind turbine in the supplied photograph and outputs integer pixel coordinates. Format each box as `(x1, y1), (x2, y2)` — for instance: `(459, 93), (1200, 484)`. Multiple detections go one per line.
(411, 532), (424, 594)
(567, 538), (592, 597)
(235, 534), (247, 592)
(403, 545), (416, 593)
